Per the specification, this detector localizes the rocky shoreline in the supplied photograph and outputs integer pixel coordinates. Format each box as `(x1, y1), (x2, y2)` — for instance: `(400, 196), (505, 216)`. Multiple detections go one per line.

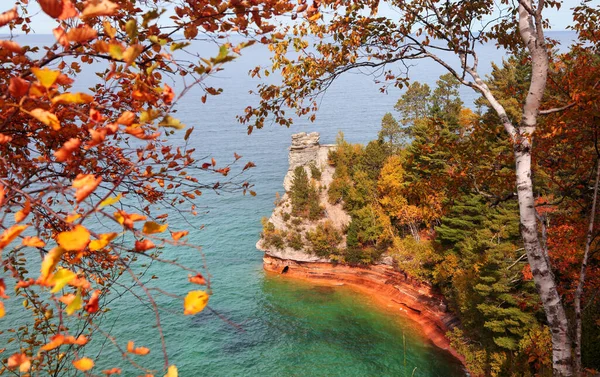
(263, 254), (468, 371)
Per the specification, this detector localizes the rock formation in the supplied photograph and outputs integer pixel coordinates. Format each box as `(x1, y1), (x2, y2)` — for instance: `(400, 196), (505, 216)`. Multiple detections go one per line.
(257, 132), (466, 371)
(256, 131), (351, 262)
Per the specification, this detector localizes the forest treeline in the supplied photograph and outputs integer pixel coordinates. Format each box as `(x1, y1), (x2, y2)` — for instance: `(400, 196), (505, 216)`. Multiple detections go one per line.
(319, 51), (600, 376)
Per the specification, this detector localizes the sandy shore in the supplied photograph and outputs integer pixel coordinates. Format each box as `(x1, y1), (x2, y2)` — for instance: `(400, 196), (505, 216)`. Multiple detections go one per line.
(263, 254), (468, 372)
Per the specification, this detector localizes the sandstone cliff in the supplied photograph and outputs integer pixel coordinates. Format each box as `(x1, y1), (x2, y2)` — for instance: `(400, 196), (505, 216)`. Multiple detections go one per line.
(256, 132), (351, 262)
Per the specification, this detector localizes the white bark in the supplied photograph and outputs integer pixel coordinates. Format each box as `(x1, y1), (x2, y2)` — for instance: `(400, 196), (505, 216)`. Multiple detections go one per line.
(511, 3), (574, 375)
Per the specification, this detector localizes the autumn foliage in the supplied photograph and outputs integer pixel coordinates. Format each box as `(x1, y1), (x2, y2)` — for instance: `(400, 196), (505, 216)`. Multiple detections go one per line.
(0, 0), (292, 374)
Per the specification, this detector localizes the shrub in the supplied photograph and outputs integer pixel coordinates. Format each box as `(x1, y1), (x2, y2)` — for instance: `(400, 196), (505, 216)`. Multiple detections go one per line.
(282, 212), (291, 222)
(286, 231), (304, 250)
(261, 217), (285, 250)
(306, 221), (343, 258)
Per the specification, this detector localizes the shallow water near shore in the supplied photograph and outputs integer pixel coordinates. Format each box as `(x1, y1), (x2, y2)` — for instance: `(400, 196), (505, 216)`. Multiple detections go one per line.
(0, 32), (577, 376)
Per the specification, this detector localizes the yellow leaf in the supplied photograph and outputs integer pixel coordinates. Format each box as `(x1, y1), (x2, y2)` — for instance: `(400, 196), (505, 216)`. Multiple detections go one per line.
(164, 365), (178, 377)
(100, 194), (122, 208)
(158, 116), (185, 130)
(142, 221), (168, 234)
(31, 67), (60, 88)
(30, 108), (60, 130)
(123, 45), (143, 65)
(65, 214), (81, 223)
(72, 356), (94, 371)
(57, 225), (90, 252)
(50, 268), (77, 293)
(183, 290), (209, 315)
(108, 43), (123, 60)
(40, 247), (66, 282)
(103, 20), (116, 38)
(0, 224), (28, 250)
(89, 232), (117, 251)
(62, 289), (83, 315)
(51, 92), (94, 105)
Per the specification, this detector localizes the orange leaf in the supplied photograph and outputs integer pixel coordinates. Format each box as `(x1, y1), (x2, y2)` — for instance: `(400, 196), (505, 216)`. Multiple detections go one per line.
(53, 26), (69, 47)
(117, 111), (135, 125)
(183, 290), (209, 315)
(114, 211), (146, 229)
(162, 84), (175, 104)
(85, 290), (101, 313)
(7, 353), (30, 372)
(127, 341), (150, 355)
(14, 199), (31, 223)
(57, 225), (90, 252)
(22, 236), (45, 248)
(134, 239), (155, 252)
(142, 221), (168, 234)
(102, 368), (122, 375)
(54, 137), (81, 162)
(81, 0), (119, 18)
(64, 334), (88, 345)
(38, 0), (63, 18)
(87, 127), (108, 147)
(67, 25), (98, 43)
(0, 7), (18, 27)
(188, 273), (206, 285)
(8, 77), (29, 97)
(0, 301), (5, 318)
(72, 174), (102, 202)
(59, 0), (78, 19)
(30, 108), (61, 130)
(171, 230), (189, 241)
(0, 278), (8, 299)
(73, 357), (94, 371)
(0, 224), (28, 250)
(40, 334), (66, 351)
(0, 40), (23, 54)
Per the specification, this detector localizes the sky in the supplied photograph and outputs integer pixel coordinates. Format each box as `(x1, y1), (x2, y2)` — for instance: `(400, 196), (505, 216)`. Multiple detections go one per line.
(2, 0), (598, 35)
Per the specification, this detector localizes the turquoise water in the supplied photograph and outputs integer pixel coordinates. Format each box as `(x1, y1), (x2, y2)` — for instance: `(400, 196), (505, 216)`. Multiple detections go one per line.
(1, 32), (576, 376)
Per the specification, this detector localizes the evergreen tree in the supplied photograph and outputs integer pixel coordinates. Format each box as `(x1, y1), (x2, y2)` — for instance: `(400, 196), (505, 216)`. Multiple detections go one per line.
(378, 112), (404, 151)
(394, 81), (431, 130)
(290, 166), (310, 215)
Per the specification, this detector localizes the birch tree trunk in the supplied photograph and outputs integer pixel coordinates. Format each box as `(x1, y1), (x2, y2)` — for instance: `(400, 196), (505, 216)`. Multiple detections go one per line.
(513, 2), (573, 375)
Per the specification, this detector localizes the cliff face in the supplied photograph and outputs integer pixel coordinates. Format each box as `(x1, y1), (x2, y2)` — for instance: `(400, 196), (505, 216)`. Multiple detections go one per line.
(256, 132), (351, 262)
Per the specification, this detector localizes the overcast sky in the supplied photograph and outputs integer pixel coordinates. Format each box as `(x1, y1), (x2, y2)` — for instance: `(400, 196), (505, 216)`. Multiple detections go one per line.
(2, 0), (597, 35)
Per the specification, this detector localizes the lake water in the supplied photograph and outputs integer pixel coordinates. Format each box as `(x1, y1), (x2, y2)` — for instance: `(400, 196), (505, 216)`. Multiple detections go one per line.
(1, 31), (576, 376)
